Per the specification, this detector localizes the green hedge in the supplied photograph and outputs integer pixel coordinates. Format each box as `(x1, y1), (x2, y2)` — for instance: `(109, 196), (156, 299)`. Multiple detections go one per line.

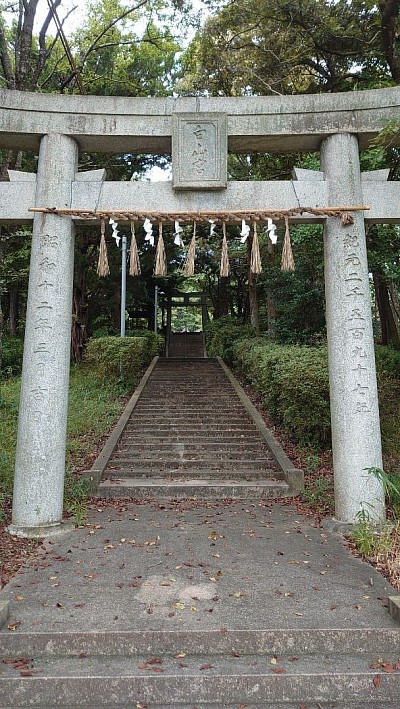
(205, 317), (256, 365)
(232, 337), (400, 448)
(206, 317), (400, 448)
(232, 338), (331, 445)
(85, 333), (164, 386)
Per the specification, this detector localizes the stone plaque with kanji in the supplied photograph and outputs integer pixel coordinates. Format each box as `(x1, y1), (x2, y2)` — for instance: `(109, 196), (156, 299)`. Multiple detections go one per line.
(172, 113), (227, 190)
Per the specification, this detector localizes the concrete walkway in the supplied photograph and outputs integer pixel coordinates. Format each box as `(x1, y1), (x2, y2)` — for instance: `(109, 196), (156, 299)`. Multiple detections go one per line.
(1, 499), (400, 707)
(0, 500), (398, 634)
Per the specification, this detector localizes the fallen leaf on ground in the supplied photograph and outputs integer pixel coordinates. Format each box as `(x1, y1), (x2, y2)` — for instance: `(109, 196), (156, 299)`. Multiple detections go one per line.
(7, 621), (21, 631)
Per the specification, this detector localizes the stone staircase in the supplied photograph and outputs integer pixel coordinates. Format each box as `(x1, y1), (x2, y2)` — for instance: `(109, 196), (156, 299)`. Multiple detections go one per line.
(1, 629), (399, 707)
(97, 357), (297, 499)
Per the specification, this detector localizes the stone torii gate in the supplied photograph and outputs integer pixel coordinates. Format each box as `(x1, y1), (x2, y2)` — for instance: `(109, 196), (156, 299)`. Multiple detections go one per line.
(1, 87), (400, 537)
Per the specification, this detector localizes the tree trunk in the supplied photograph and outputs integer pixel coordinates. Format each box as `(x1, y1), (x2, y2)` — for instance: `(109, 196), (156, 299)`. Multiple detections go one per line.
(380, 0), (400, 84)
(71, 261), (89, 363)
(8, 287), (19, 335)
(373, 271), (400, 347)
(218, 277), (229, 317)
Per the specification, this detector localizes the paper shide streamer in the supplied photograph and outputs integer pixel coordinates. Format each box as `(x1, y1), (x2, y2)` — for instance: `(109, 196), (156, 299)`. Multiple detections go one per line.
(266, 218), (277, 244)
(174, 220), (184, 247)
(143, 218), (154, 247)
(109, 218), (121, 247)
(240, 219), (250, 243)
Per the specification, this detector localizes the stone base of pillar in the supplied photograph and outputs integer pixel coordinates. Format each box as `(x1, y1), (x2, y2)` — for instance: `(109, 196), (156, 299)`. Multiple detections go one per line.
(7, 520), (75, 540)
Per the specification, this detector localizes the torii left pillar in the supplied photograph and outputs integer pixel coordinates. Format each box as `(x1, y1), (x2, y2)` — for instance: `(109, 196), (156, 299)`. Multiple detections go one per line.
(8, 133), (78, 538)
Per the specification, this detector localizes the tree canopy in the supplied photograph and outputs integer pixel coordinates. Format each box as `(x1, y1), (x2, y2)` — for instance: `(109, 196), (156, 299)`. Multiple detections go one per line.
(0, 0), (400, 362)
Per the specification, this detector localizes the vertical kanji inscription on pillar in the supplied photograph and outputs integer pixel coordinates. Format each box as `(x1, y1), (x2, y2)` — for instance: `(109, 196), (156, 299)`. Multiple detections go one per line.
(172, 113), (227, 190)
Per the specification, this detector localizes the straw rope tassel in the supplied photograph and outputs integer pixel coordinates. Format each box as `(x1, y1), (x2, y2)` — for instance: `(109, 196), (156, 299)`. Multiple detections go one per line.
(250, 221), (262, 275)
(183, 222), (196, 277)
(154, 222), (167, 276)
(129, 221), (141, 276)
(97, 219), (110, 277)
(281, 216), (295, 271)
(220, 222), (230, 278)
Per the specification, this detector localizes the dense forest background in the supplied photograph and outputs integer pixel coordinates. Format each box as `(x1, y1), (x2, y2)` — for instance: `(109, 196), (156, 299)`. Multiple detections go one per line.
(1, 0), (400, 369)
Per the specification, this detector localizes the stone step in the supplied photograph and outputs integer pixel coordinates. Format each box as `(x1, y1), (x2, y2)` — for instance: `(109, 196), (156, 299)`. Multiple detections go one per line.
(124, 423), (258, 429)
(103, 469), (281, 480)
(112, 450), (274, 461)
(133, 406), (245, 413)
(107, 459), (277, 470)
(132, 413), (247, 419)
(115, 443), (268, 452)
(2, 628), (398, 657)
(97, 478), (290, 499)
(143, 385), (230, 390)
(121, 428), (260, 445)
(8, 705), (399, 709)
(0, 652), (399, 707)
(5, 704), (398, 709)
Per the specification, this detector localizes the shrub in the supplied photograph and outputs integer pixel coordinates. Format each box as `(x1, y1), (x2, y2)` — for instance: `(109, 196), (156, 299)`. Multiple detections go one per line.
(232, 338), (331, 445)
(85, 333), (163, 386)
(231, 335), (400, 449)
(205, 317), (256, 365)
(1, 336), (24, 376)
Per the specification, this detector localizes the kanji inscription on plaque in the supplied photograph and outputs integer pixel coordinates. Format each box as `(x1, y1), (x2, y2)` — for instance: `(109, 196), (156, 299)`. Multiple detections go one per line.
(172, 113), (227, 190)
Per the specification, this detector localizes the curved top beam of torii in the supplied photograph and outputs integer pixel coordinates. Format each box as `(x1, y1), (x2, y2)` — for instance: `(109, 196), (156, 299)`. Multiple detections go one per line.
(0, 86), (400, 154)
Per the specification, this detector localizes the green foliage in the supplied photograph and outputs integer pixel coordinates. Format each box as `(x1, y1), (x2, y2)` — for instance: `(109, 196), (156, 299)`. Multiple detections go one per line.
(366, 467), (400, 517)
(375, 345), (400, 380)
(0, 377), (20, 497)
(0, 360), (143, 521)
(217, 330), (400, 450)
(180, 0), (391, 97)
(205, 317), (256, 365)
(302, 477), (334, 513)
(71, 0), (183, 98)
(351, 519), (397, 558)
(85, 333), (164, 385)
(1, 336), (24, 376)
(232, 338), (331, 445)
(64, 476), (92, 526)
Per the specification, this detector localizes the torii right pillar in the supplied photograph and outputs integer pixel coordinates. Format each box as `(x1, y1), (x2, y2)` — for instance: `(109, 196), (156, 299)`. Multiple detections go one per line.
(321, 133), (385, 523)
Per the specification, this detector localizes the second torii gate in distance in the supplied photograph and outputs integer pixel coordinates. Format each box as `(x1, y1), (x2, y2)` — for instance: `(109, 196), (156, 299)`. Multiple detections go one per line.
(1, 86), (400, 536)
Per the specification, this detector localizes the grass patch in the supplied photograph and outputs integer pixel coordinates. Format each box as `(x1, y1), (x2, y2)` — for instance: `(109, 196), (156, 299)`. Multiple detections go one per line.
(66, 363), (131, 470)
(0, 363), (133, 523)
(351, 519), (397, 558)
